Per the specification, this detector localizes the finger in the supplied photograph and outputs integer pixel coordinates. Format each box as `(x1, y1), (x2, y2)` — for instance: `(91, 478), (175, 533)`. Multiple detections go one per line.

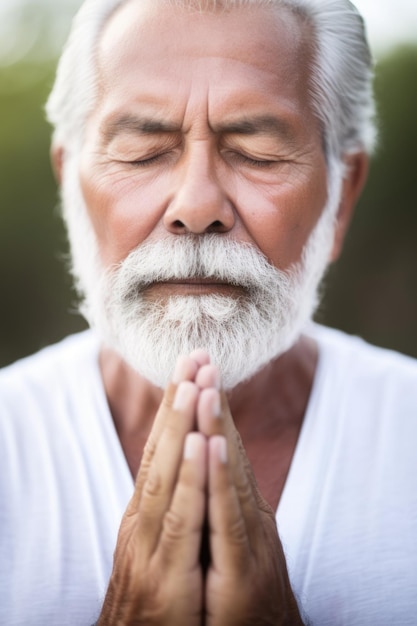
(195, 366), (222, 436)
(198, 388), (221, 430)
(196, 379), (224, 439)
(200, 390), (262, 503)
(207, 436), (294, 626)
(189, 349), (211, 368)
(221, 390), (272, 511)
(130, 354), (200, 508)
(208, 435), (251, 574)
(135, 381), (200, 558)
(140, 353), (200, 474)
(172, 354), (200, 384)
(156, 432), (207, 571)
(195, 364), (221, 390)
(198, 390), (267, 547)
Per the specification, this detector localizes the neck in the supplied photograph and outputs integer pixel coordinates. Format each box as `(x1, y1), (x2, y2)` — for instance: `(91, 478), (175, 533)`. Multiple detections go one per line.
(99, 335), (318, 500)
(99, 335), (318, 440)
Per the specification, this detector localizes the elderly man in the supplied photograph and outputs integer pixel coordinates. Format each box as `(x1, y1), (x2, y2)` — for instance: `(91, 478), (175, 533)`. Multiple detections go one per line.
(1, 0), (416, 624)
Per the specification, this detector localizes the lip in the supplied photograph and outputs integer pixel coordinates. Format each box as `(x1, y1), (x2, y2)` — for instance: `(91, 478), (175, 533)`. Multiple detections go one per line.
(158, 278), (230, 286)
(143, 278), (245, 298)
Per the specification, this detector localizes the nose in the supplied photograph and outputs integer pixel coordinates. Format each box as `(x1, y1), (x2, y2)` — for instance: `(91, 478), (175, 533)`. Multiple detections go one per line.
(163, 147), (235, 235)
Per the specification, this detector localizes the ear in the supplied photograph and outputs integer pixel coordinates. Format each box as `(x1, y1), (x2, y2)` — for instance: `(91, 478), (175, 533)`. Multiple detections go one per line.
(330, 151), (369, 262)
(50, 142), (65, 186)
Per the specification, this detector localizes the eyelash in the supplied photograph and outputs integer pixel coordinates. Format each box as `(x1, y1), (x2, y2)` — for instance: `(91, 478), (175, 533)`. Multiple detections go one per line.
(225, 151), (279, 169)
(129, 154), (166, 167)
(239, 155), (276, 168)
(123, 151), (280, 169)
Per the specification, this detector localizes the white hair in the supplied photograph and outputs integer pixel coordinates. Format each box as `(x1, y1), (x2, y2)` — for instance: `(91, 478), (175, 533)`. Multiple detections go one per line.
(46, 0), (377, 161)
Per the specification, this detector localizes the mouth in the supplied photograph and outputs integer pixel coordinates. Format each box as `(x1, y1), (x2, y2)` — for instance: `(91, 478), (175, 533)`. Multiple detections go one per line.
(142, 278), (246, 298)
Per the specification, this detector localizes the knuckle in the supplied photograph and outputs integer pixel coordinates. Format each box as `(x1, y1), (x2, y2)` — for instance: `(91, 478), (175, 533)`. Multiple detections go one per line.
(162, 509), (187, 542)
(257, 493), (276, 518)
(142, 435), (157, 465)
(227, 516), (248, 546)
(161, 382), (177, 409)
(236, 475), (254, 506)
(143, 467), (162, 498)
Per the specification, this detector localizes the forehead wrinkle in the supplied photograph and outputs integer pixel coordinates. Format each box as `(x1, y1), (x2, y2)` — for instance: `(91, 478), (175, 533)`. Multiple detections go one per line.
(100, 110), (301, 146)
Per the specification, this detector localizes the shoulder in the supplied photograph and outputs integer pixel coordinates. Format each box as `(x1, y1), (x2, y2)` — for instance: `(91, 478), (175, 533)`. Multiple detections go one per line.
(308, 323), (417, 420)
(0, 331), (100, 413)
(310, 323), (417, 380)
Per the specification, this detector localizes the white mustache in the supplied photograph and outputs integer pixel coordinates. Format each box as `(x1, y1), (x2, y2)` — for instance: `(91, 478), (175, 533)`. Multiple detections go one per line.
(107, 235), (296, 299)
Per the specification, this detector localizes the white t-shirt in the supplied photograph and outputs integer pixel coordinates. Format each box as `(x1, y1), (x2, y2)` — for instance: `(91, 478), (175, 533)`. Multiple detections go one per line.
(0, 326), (416, 625)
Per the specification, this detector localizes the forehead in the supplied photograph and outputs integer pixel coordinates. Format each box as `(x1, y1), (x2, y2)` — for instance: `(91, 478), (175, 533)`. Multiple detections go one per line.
(93, 0), (315, 132)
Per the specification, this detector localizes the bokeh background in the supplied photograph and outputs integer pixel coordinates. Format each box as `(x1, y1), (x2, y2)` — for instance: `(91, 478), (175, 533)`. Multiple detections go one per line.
(0, 0), (416, 368)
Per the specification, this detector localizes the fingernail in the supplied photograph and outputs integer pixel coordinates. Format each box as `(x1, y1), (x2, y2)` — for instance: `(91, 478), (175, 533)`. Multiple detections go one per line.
(173, 382), (191, 411)
(184, 433), (199, 460)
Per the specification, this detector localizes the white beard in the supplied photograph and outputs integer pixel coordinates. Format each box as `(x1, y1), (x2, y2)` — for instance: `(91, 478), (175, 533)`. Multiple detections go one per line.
(61, 155), (343, 389)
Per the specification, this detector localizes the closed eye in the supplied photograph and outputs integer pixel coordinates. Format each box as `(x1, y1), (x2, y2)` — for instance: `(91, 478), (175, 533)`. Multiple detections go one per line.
(128, 153), (168, 167)
(226, 151), (283, 169)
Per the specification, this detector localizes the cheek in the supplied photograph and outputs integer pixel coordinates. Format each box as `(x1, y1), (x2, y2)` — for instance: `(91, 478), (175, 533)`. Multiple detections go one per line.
(79, 167), (168, 265)
(233, 172), (328, 269)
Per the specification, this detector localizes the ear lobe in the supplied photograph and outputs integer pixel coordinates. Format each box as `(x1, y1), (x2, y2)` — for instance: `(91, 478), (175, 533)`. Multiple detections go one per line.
(330, 151), (369, 262)
(51, 143), (65, 185)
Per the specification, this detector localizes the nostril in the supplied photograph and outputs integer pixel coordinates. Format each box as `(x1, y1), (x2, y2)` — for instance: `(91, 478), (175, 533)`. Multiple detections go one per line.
(167, 217), (229, 235)
(207, 219), (227, 233)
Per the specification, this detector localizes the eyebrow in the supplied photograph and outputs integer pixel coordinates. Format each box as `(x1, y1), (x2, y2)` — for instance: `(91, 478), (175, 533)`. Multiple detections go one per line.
(101, 114), (181, 144)
(101, 113), (297, 144)
(212, 115), (296, 142)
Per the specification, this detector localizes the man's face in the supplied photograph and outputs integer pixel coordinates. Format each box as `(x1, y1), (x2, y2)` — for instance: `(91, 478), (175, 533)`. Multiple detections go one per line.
(79, 0), (328, 275)
(68, 0), (338, 388)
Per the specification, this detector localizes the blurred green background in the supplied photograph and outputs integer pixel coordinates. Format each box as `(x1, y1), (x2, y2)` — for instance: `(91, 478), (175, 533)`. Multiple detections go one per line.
(0, 2), (416, 367)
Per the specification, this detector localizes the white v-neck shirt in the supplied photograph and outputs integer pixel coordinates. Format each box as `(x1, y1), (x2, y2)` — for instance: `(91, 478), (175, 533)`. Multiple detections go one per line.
(0, 325), (416, 625)
(277, 325), (417, 624)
